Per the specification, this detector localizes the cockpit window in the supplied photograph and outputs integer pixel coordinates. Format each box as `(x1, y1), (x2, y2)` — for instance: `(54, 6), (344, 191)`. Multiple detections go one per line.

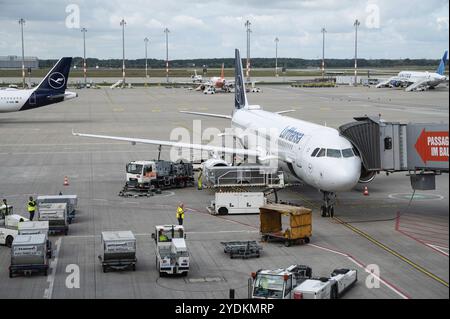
(311, 148), (320, 157)
(316, 148), (326, 157)
(327, 149), (342, 158)
(342, 148), (354, 158)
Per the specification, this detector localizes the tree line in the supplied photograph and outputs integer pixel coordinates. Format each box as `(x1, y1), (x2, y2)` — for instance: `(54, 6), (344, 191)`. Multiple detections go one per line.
(38, 57), (443, 69)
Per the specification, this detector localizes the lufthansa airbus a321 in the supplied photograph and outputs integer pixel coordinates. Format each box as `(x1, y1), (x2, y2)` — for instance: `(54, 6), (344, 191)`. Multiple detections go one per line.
(0, 57), (77, 113)
(73, 49), (368, 216)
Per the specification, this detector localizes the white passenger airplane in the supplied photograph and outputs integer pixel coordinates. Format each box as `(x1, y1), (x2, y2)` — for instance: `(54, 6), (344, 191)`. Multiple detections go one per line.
(376, 51), (448, 91)
(73, 49), (364, 217)
(0, 57), (77, 113)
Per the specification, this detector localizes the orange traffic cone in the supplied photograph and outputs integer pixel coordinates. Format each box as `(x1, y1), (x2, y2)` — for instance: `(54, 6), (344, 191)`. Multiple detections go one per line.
(363, 186), (369, 196)
(64, 176), (69, 186)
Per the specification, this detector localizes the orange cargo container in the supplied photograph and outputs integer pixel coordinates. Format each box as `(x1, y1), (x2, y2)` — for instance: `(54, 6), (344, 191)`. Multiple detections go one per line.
(260, 204), (312, 247)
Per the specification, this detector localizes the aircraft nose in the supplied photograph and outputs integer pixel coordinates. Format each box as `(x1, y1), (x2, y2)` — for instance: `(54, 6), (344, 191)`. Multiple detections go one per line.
(319, 159), (361, 192)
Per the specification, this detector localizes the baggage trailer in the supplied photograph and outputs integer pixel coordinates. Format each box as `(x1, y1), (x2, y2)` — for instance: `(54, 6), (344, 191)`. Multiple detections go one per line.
(18, 221), (52, 258)
(9, 234), (48, 278)
(37, 195), (77, 224)
(292, 269), (358, 299)
(221, 241), (262, 259)
(99, 231), (137, 272)
(151, 225), (189, 276)
(260, 204), (312, 247)
(37, 203), (69, 235)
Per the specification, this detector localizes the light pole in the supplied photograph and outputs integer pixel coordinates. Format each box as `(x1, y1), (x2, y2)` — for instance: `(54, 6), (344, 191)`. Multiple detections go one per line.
(245, 20), (251, 82)
(274, 37), (279, 76)
(321, 28), (326, 78)
(353, 19), (360, 86)
(164, 28), (170, 83)
(120, 18), (126, 86)
(81, 27), (87, 88)
(144, 37), (149, 85)
(19, 18), (25, 88)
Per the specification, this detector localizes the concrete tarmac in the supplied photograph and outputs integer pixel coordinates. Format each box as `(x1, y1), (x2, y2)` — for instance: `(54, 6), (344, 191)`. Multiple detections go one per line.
(0, 85), (448, 299)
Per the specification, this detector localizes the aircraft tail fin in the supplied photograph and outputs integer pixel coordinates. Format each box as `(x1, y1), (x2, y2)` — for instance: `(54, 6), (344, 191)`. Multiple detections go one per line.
(436, 50), (448, 75)
(35, 57), (72, 93)
(220, 63), (225, 80)
(234, 49), (248, 110)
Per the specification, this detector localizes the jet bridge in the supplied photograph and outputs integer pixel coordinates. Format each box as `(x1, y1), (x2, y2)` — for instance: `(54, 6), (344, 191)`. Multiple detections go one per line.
(339, 116), (449, 190)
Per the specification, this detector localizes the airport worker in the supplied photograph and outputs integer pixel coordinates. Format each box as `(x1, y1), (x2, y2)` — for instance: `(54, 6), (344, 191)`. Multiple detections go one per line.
(197, 170), (203, 190)
(27, 196), (37, 221)
(176, 203), (185, 226)
(2, 199), (8, 215)
(159, 230), (169, 242)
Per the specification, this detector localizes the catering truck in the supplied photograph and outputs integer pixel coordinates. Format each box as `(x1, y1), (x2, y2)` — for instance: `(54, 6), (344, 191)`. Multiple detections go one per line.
(124, 160), (194, 192)
(151, 225), (189, 276)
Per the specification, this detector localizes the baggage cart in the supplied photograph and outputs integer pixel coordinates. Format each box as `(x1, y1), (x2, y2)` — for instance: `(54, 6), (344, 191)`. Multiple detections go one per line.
(18, 221), (52, 258)
(38, 203), (69, 235)
(9, 234), (48, 278)
(37, 195), (78, 224)
(99, 231), (137, 272)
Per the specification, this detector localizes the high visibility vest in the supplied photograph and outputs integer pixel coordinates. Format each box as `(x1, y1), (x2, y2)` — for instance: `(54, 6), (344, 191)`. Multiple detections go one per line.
(176, 207), (184, 219)
(159, 235), (168, 242)
(27, 201), (36, 212)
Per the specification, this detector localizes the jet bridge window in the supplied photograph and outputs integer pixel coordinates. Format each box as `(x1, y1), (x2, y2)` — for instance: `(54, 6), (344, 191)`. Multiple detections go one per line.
(326, 149), (342, 158)
(311, 148), (320, 157)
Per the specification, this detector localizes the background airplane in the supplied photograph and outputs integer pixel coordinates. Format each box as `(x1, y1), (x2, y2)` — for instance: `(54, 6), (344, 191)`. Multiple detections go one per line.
(73, 49), (366, 217)
(376, 51), (448, 91)
(0, 57), (77, 113)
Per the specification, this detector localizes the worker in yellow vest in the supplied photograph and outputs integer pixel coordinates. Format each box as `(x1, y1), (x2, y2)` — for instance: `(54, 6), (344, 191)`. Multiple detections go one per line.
(27, 196), (37, 221)
(197, 170), (203, 190)
(176, 203), (185, 226)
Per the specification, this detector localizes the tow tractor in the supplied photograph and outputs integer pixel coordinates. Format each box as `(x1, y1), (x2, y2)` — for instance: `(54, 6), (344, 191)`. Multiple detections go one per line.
(0, 204), (28, 248)
(250, 265), (312, 299)
(151, 225), (189, 276)
(250, 265), (357, 299)
(292, 268), (358, 299)
(121, 160), (194, 196)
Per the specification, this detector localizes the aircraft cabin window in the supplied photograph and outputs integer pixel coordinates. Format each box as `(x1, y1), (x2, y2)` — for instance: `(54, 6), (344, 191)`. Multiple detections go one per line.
(311, 148), (320, 157)
(316, 148), (326, 157)
(342, 148), (354, 158)
(327, 149), (342, 158)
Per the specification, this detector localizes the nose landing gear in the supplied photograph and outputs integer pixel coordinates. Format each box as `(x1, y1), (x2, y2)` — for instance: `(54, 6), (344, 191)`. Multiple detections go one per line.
(321, 191), (336, 217)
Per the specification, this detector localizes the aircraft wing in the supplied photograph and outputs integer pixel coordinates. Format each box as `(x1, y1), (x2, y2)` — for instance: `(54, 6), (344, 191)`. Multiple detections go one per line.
(72, 131), (261, 157)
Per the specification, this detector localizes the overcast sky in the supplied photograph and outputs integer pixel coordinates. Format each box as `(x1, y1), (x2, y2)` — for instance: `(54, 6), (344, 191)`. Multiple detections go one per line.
(0, 0), (448, 60)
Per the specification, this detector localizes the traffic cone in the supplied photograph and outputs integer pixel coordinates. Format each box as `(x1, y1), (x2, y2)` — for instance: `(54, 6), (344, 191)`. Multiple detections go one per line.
(63, 176), (69, 186)
(363, 186), (369, 196)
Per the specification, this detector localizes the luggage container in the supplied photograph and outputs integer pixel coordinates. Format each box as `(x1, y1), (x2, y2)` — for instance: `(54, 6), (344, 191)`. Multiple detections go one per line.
(36, 195), (78, 224)
(260, 204), (312, 247)
(99, 231), (137, 272)
(18, 221), (52, 258)
(9, 234), (48, 277)
(37, 203), (69, 235)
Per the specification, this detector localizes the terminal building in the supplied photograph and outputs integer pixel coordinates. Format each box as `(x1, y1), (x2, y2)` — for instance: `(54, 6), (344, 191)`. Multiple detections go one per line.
(0, 56), (39, 69)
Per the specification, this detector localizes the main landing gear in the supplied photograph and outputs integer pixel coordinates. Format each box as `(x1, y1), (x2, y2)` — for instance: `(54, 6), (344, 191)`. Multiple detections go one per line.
(321, 191), (336, 218)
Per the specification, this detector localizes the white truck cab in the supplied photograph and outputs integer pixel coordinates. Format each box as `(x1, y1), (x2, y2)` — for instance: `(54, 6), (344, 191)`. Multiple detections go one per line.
(151, 225), (189, 276)
(126, 160), (156, 189)
(251, 265), (312, 299)
(0, 205), (29, 247)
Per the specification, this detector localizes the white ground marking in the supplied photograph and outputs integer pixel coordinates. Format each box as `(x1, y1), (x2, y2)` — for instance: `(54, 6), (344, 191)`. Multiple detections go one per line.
(43, 237), (62, 299)
(308, 243), (410, 299)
